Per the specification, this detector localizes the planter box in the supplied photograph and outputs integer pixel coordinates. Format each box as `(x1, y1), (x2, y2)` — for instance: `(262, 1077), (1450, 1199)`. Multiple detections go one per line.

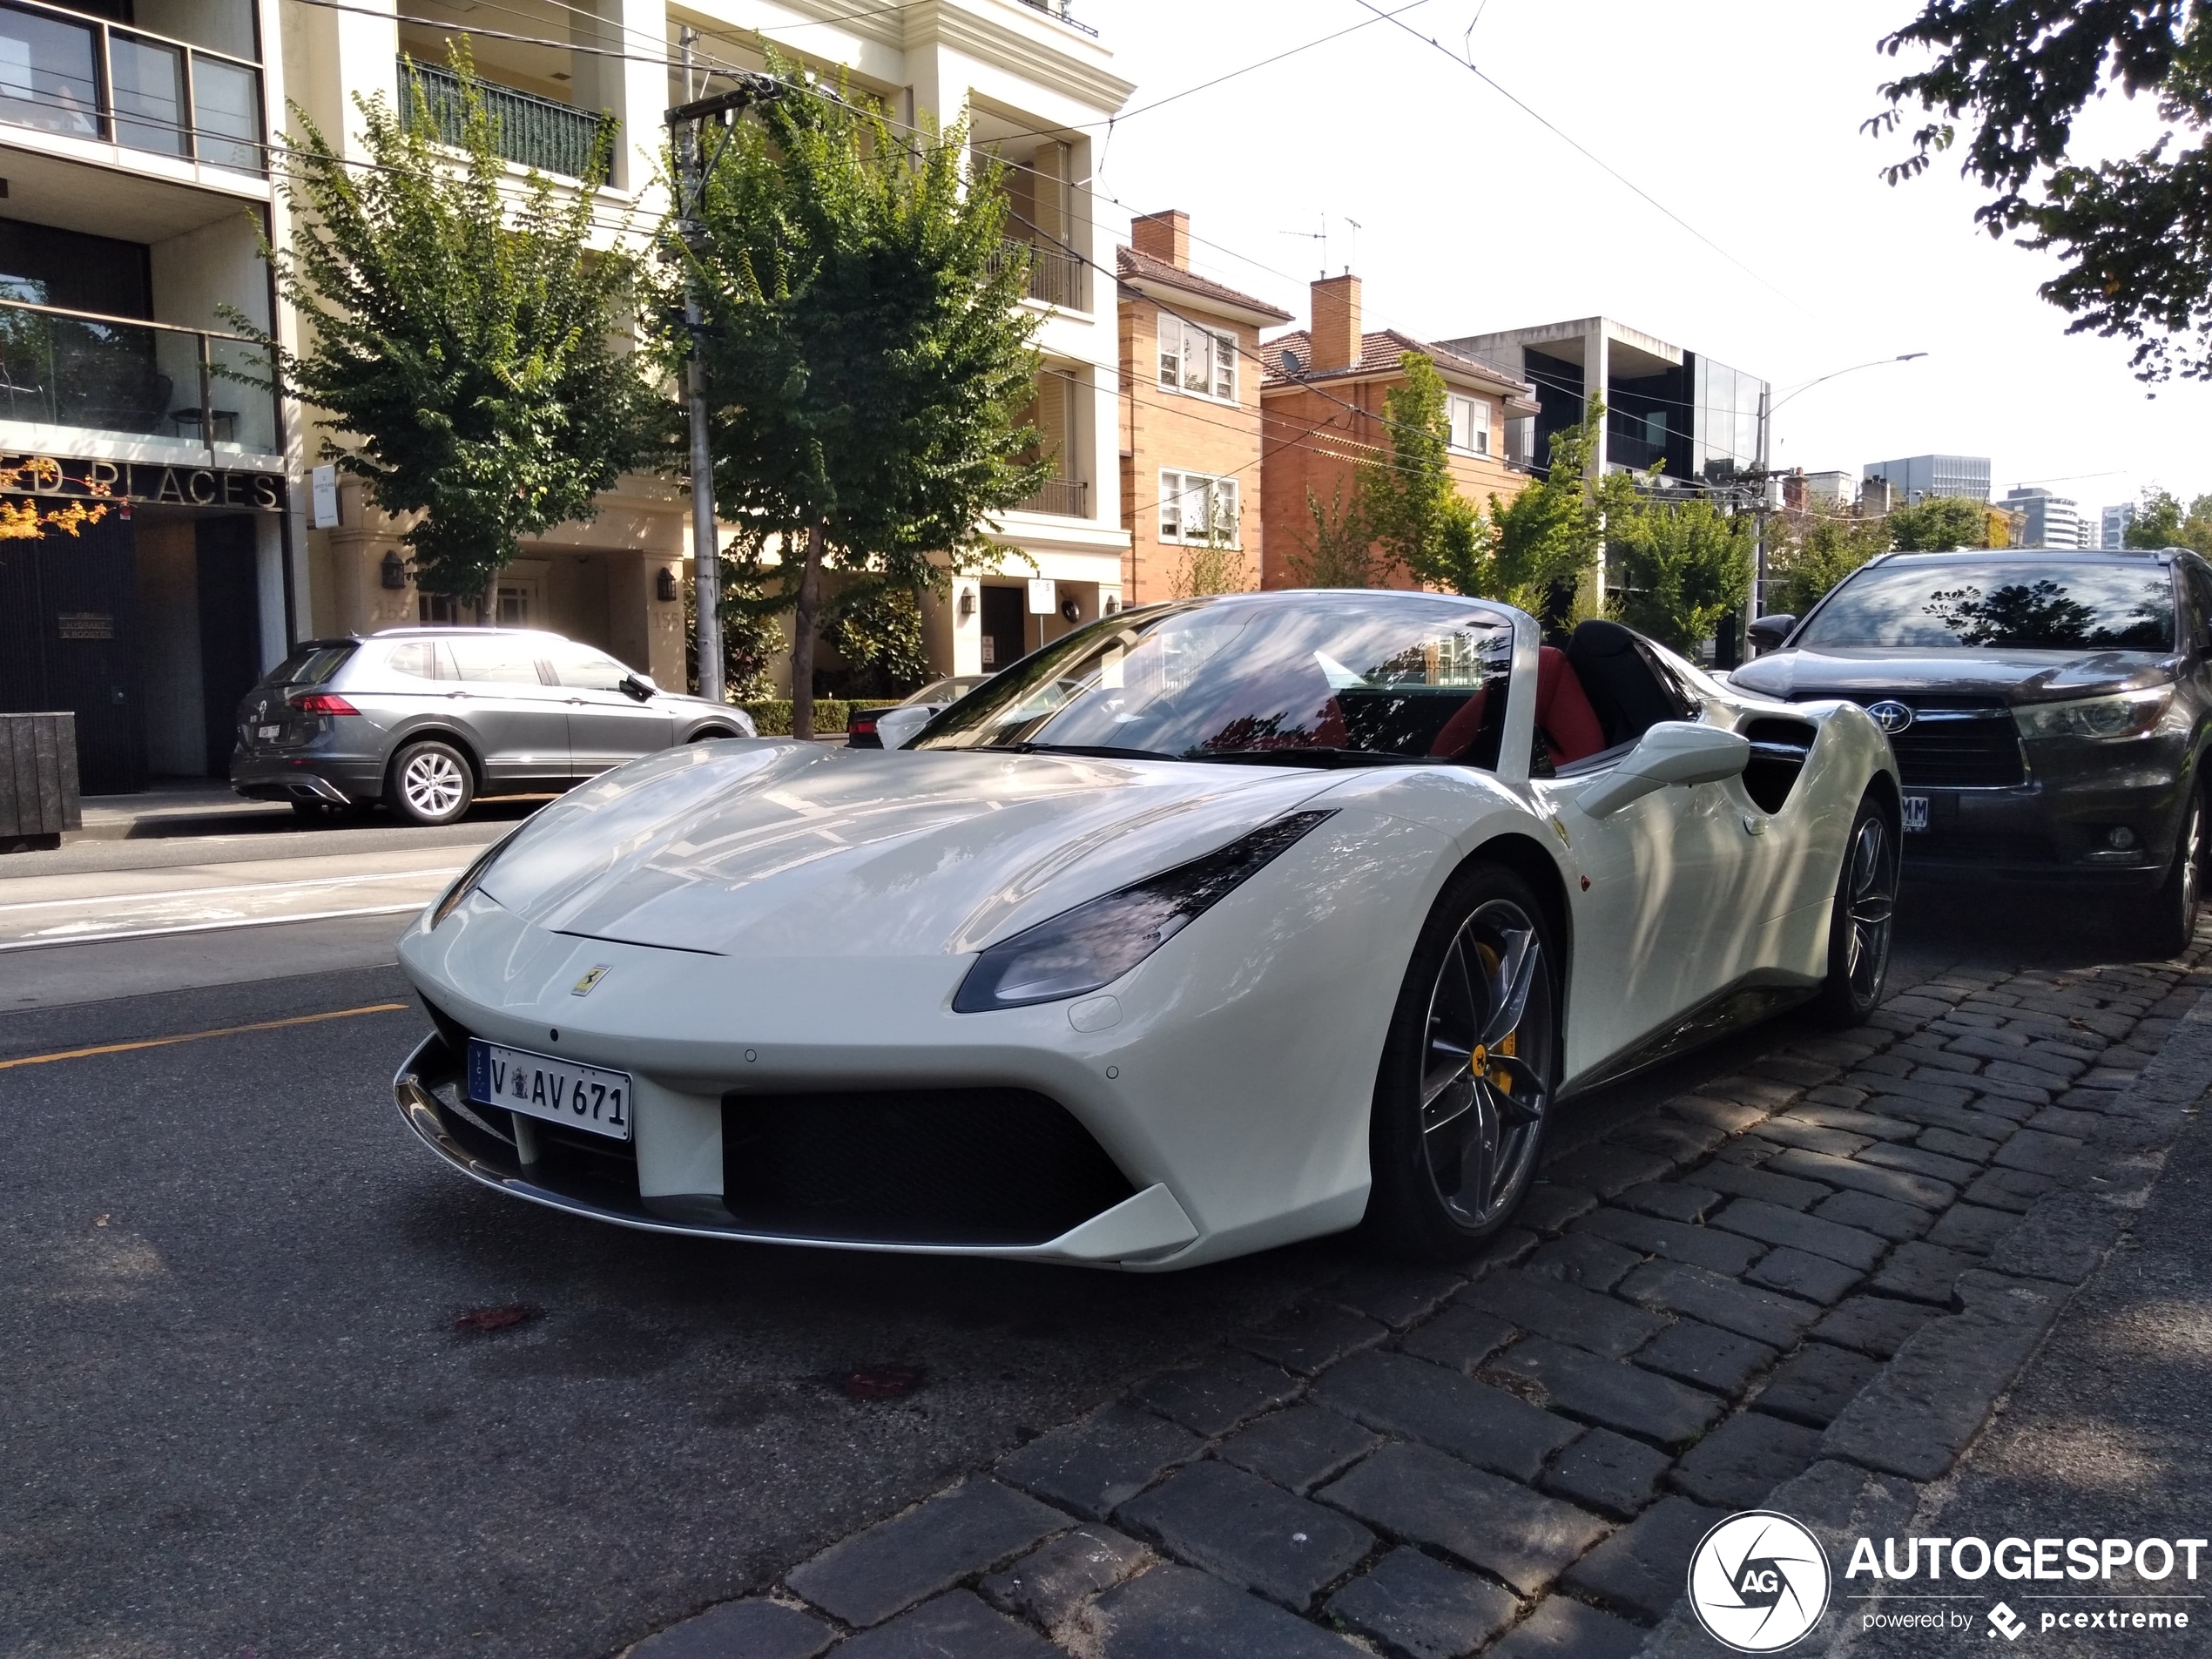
(0, 711), (82, 853)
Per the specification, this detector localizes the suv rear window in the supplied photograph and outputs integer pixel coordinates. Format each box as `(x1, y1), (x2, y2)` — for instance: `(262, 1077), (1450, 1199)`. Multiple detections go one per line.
(1802, 560), (2174, 651)
(257, 644), (355, 688)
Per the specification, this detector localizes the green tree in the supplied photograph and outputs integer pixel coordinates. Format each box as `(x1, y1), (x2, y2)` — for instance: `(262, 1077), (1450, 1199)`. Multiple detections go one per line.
(1287, 482), (1379, 587)
(1888, 494), (1990, 550)
(1170, 524), (1252, 597)
(685, 552), (786, 702)
(669, 58), (1048, 738)
(2127, 487), (2212, 553)
(1359, 354), (1485, 593)
(1868, 2), (2212, 383)
(1607, 494), (1757, 655)
(251, 45), (657, 604)
(826, 584), (930, 697)
(1766, 501), (1893, 616)
(1480, 396), (1629, 621)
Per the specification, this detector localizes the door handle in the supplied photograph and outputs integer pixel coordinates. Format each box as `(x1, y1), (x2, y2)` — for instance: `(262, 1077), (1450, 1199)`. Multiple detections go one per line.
(566, 698), (585, 705)
(445, 691), (469, 699)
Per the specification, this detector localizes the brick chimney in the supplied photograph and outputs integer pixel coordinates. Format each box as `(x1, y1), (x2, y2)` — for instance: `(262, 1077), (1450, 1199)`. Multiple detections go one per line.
(1130, 209), (1190, 269)
(1310, 274), (1362, 371)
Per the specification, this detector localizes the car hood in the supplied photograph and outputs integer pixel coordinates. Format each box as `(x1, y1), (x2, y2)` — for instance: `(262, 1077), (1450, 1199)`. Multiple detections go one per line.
(475, 740), (1341, 958)
(1730, 646), (2177, 705)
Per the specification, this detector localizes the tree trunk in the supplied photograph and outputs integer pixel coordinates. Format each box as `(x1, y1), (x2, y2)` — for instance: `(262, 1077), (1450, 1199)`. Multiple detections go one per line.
(791, 523), (826, 741)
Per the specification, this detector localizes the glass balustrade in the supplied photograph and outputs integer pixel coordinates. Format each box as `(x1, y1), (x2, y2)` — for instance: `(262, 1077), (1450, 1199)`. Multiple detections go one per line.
(0, 0), (263, 172)
(0, 298), (279, 456)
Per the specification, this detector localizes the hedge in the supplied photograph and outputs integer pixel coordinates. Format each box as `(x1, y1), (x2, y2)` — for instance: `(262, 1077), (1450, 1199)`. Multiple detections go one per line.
(738, 698), (903, 738)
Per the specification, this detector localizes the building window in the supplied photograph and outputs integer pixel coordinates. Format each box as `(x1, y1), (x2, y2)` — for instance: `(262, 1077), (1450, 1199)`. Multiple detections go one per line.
(1159, 469), (1239, 544)
(1159, 319), (1236, 401)
(1447, 394), (1490, 455)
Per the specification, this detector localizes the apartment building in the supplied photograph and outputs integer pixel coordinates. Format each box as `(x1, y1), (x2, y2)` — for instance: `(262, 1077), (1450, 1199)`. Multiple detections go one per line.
(2000, 485), (2090, 550)
(1258, 274), (1536, 590)
(1862, 453), (1992, 504)
(1115, 208), (1289, 605)
(0, 0), (296, 792)
(2102, 502), (2136, 550)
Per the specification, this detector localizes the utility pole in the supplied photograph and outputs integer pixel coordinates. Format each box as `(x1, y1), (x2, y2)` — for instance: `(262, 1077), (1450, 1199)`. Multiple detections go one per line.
(666, 44), (782, 706)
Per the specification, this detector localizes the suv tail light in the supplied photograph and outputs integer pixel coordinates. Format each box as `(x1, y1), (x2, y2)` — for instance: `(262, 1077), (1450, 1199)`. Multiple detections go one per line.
(849, 712), (879, 734)
(292, 692), (360, 716)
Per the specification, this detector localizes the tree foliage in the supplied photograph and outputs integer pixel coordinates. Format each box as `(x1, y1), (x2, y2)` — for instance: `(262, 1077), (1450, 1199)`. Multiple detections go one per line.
(2127, 486), (2212, 552)
(1287, 482), (1379, 587)
(1170, 528), (1252, 597)
(1359, 354), (1484, 593)
(667, 56), (1048, 738)
(1607, 494), (1756, 654)
(1480, 396), (1629, 621)
(685, 556), (786, 702)
(1888, 494), (1992, 550)
(1869, 2), (2212, 382)
(826, 584), (930, 696)
(254, 45), (656, 600)
(1765, 501), (1894, 617)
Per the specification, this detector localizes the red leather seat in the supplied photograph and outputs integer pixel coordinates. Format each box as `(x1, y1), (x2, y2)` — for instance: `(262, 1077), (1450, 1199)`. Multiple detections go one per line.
(1537, 646), (1605, 764)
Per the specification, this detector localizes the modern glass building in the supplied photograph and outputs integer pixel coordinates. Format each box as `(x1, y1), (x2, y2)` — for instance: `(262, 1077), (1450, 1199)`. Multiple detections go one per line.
(1862, 455), (1992, 503)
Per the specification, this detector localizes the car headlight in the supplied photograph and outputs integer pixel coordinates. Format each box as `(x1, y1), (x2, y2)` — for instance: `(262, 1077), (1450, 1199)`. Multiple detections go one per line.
(428, 836), (512, 928)
(952, 811), (1335, 1012)
(2013, 686), (2174, 742)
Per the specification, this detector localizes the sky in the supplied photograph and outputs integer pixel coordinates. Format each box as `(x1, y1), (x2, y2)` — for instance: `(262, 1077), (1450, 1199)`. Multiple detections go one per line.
(1079, 0), (2211, 517)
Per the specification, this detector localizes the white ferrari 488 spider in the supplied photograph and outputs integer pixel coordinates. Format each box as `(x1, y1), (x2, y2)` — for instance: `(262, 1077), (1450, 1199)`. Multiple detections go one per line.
(395, 590), (1899, 1269)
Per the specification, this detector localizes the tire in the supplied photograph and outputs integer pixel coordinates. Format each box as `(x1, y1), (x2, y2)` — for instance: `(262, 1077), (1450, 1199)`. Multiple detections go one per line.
(688, 726), (736, 743)
(386, 739), (475, 826)
(1366, 863), (1560, 1261)
(1811, 792), (1899, 1028)
(2137, 786), (2204, 961)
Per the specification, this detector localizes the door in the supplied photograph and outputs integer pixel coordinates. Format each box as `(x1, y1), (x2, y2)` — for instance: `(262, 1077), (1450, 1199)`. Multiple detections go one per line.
(980, 584), (1024, 673)
(544, 639), (671, 777)
(194, 516), (262, 777)
(443, 634), (571, 788)
(9, 514), (146, 795)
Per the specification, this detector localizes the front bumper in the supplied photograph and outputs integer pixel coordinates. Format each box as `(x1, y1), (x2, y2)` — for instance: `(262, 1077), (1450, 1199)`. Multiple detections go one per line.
(1897, 751), (2191, 886)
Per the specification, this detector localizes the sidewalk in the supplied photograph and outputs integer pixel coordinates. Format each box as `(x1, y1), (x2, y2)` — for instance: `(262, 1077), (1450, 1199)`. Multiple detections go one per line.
(73, 781), (294, 842)
(617, 934), (2212, 1659)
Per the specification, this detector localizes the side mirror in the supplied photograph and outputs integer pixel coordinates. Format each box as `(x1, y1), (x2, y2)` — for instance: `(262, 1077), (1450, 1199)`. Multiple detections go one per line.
(619, 672), (657, 701)
(1745, 613), (1797, 654)
(1578, 721), (1750, 819)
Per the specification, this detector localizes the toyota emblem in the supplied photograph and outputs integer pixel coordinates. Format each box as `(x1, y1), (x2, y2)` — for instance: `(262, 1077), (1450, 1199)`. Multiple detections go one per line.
(1866, 700), (1915, 735)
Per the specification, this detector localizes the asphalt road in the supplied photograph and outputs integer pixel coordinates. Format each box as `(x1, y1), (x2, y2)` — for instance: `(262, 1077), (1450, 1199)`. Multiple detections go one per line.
(0, 846), (2181, 1658)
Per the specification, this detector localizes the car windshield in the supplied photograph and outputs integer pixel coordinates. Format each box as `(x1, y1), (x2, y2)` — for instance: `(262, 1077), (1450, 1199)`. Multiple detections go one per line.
(1802, 561), (2174, 651)
(255, 644), (354, 688)
(913, 593), (1515, 766)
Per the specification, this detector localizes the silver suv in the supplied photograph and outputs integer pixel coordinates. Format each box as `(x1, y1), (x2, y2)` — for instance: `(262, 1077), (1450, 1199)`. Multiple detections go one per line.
(230, 628), (757, 826)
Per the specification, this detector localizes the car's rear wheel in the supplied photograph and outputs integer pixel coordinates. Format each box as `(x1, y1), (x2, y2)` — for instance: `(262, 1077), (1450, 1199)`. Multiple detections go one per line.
(1366, 864), (1558, 1261)
(388, 740), (475, 826)
(2137, 785), (2204, 960)
(1811, 792), (1898, 1027)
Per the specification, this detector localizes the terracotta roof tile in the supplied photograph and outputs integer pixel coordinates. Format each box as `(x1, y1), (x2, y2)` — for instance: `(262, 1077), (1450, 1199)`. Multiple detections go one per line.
(1116, 246), (1294, 322)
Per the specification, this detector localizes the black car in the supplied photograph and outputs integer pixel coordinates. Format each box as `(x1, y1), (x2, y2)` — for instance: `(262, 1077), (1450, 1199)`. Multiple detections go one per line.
(1736, 547), (2212, 953)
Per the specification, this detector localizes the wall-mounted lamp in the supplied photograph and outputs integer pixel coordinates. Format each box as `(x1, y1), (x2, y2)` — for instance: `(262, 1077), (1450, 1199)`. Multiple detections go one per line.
(1103, 594), (1121, 616)
(379, 550), (407, 590)
(1059, 597), (1080, 624)
(956, 587), (976, 622)
(656, 566), (678, 603)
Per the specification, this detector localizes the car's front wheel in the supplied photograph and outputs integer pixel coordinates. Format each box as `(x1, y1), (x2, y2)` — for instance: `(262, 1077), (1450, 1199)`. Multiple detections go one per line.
(387, 740), (475, 826)
(1366, 864), (1558, 1262)
(2138, 785), (2205, 960)
(1811, 792), (1898, 1027)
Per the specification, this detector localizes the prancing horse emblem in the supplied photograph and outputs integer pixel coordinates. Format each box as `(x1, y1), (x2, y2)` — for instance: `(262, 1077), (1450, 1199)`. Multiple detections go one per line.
(1866, 700), (1915, 735)
(571, 965), (610, 997)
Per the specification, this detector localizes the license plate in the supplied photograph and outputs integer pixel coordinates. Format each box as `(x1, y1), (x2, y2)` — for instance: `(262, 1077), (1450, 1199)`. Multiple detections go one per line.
(467, 1039), (632, 1142)
(257, 724), (280, 739)
(1901, 794), (1930, 833)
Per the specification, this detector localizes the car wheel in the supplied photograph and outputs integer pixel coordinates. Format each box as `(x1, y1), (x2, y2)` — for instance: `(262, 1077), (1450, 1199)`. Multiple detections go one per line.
(1366, 864), (1558, 1261)
(1811, 792), (1898, 1028)
(2137, 786), (2204, 960)
(688, 726), (735, 743)
(387, 740), (475, 826)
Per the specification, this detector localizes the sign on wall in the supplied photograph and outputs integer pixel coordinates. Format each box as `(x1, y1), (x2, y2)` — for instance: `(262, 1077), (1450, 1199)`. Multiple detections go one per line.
(310, 464), (338, 528)
(1027, 577), (1057, 615)
(0, 453), (288, 512)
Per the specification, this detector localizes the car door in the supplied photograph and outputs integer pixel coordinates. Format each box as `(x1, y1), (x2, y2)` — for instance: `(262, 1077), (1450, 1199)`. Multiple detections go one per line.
(445, 634), (572, 789)
(547, 641), (672, 777)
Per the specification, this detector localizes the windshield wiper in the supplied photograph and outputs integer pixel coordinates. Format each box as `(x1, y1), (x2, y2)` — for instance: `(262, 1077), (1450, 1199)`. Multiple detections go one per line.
(985, 741), (1178, 760)
(1184, 747), (1438, 769)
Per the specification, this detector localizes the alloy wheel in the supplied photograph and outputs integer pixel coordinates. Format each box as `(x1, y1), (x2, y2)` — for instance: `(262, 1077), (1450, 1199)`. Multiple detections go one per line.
(2179, 793), (2203, 927)
(1843, 814), (1897, 1000)
(1418, 898), (1553, 1230)
(401, 752), (466, 819)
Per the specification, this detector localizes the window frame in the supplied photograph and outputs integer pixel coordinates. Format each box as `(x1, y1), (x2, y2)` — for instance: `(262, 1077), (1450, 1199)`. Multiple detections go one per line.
(1158, 467), (1242, 547)
(1157, 316), (1239, 405)
(1447, 392), (1491, 456)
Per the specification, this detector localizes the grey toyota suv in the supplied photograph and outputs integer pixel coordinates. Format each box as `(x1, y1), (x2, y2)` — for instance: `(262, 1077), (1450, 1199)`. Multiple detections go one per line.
(1735, 548), (2212, 953)
(230, 628), (756, 826)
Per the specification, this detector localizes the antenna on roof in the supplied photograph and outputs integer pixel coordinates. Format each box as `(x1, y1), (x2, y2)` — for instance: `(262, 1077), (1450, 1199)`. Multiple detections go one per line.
(1279, 212), (1327, 277)
(1344, 218), (1361, 273)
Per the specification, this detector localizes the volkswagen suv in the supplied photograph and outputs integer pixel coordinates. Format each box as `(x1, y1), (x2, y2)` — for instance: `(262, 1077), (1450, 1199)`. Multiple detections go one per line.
(231, 628), (756, 826)
(1734, 548), (2212, 953)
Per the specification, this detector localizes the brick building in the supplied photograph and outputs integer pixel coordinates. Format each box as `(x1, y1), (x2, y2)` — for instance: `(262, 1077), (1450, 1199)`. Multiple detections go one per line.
(1258, 274), (1538, 590)
(1115, 211), (1291, 604)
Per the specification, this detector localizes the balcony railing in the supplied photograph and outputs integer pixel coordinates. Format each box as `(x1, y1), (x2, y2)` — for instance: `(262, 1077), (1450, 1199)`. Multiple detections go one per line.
(0, 297), (280, 457)
(991, 238), (1087, 311)
(400, 57), (611, 181)
(1017, 0), (1098, 36)
(1015, 476), (1088, 517)
(0, 0), (263, 172)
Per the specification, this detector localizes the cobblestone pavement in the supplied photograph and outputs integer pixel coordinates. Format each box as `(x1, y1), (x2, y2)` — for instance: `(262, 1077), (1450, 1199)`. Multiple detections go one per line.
(623, 932), (2212, 1659)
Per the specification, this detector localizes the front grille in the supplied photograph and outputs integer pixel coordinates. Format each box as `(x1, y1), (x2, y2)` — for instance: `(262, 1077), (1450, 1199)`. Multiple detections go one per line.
(722, 1087), (1137, 1246)
(1809, 696), (2026, 787)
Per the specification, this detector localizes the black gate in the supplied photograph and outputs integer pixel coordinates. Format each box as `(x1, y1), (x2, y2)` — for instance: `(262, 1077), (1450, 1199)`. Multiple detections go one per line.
(196, 516), (263, 777)
(0, 514), (145, 795)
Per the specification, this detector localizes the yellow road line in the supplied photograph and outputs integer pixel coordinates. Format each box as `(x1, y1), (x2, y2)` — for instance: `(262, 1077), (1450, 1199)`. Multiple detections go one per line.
(0, 1002), (411, 1071)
